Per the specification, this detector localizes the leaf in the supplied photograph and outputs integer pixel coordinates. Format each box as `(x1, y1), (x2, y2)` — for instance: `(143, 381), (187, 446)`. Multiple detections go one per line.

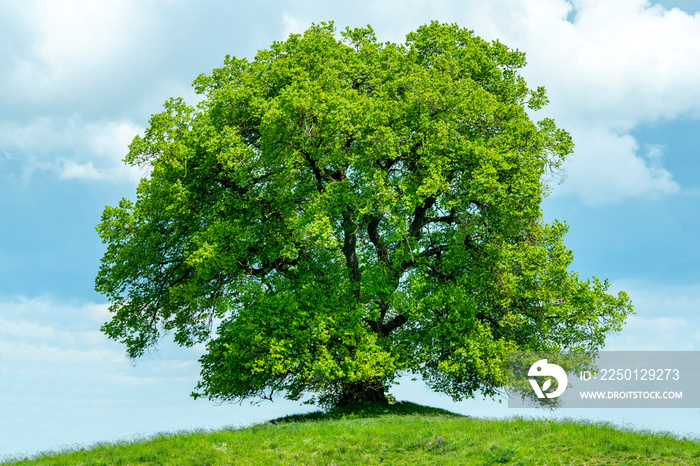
(542, 379), (552, 392)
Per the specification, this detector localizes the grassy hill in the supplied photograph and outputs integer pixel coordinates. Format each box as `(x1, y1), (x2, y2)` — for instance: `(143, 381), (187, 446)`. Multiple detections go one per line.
(5, 402), (699, 465)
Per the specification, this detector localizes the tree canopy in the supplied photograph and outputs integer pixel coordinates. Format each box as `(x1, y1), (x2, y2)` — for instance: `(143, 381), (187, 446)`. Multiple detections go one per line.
(95, 21), (633, 407)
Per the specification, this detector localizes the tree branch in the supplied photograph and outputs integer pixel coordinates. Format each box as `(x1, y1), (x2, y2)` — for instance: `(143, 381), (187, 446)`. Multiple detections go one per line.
(364, 312), (408, 336)
(420, 244), (449, 260)
(367, 215), (390, 266)
(382, 314), (408, 335)
(424, 208), (456, 225)
(469, 199), (489, 211)
(215, 175), (249, 195)
(300, 149), (326, 193)
(408, 196), (436, 238)
(342, 209), (361, 299)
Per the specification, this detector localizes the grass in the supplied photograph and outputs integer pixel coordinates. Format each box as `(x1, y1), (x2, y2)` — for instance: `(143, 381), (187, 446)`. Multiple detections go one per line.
(4, 402), (699, 465)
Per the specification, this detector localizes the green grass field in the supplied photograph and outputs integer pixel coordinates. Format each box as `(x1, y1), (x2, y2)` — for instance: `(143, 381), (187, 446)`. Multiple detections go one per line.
(5, 402), (699, 465)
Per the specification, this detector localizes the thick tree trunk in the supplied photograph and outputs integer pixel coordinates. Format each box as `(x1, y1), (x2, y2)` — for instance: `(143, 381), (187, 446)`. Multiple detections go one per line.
(337, 380), (388, 406)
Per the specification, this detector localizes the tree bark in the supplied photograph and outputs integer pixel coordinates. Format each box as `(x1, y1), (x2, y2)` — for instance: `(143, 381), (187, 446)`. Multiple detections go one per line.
(340, 209), (362, 299)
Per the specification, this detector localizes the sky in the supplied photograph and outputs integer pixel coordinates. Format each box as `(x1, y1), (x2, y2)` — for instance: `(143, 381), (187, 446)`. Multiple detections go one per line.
(2, 0), (700, 460)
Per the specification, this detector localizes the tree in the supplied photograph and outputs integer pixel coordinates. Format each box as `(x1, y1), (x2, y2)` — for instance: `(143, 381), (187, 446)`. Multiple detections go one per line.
(95, 22), (633, 408)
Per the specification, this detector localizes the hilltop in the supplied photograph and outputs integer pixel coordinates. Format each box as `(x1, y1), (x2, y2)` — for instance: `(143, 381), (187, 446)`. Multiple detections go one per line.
(5, 402), (699, 465)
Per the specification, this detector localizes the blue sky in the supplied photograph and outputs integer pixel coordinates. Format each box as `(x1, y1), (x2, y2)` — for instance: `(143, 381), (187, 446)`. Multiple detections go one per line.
(2, 0), (700, 459)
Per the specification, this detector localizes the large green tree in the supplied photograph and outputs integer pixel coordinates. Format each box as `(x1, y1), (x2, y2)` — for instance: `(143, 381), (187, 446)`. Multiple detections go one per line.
(96, 22), (632, 407)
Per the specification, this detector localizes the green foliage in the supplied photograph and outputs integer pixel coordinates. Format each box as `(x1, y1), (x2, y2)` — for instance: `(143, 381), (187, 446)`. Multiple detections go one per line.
(269, 401), (460, 424)
(95, 21), (632, 407)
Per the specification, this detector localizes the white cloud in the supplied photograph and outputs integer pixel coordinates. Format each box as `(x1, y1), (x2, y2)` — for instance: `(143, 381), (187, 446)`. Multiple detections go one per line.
(605, 315), (695, 350)
(602, 280), (700, 350)
(59, 160), (105, 181)
(3, 0), (696, 200)
(626, 315), (687, 334)
(0, 118), (147, 184)
(0, 295), (111, 331)
(0, 296), (209, 406)
(549, 126), (679, 204)
(6, 0), (149, 104)
(283, 13), (306, 37)
(87, 120), (142, 160)
(500, 0), (700, 126)
(0, 295), (208, 372)
(484, 0), (700, 203)
(0, 294), (315, 459)
(610, 280), (700, 315)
